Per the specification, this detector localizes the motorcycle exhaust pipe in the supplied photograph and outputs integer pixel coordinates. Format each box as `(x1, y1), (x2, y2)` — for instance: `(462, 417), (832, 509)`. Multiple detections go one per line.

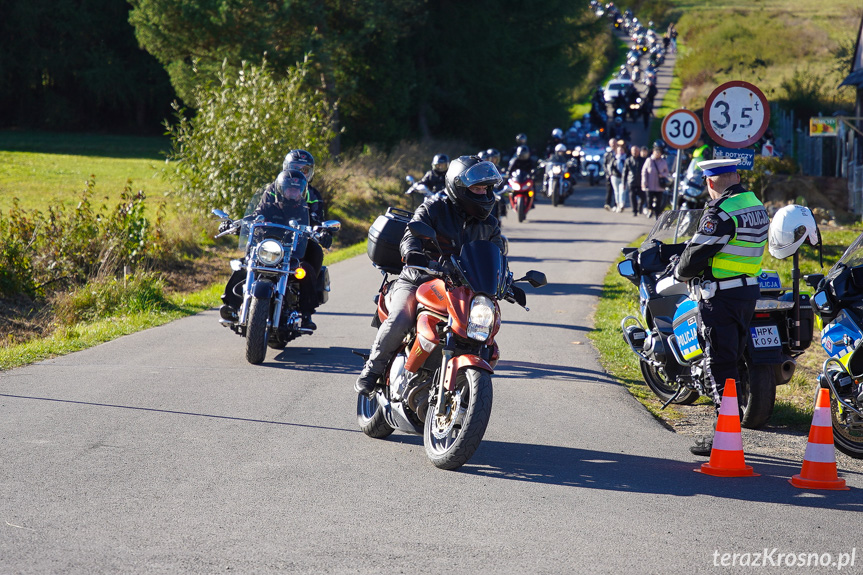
(776, 358), (796, 385)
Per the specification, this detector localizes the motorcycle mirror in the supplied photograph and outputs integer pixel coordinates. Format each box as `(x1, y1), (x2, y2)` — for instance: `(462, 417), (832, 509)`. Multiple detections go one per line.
(408, 220), (437, 242)
(405, 175), (415, 185)
(804, 273), (824, 289)
(812, 290), (830, 314)
(618, 259), (637, 278)
(322, 220), (341, 232)
(212, 208), (230, 220)
(255, 215), (265, 222)
(517, 270), (547, 288)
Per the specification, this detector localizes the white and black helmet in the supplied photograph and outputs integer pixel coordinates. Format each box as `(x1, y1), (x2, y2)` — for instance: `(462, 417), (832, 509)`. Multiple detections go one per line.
(551, 128), (564, 140)
(554, 143), (567, 156)
(282, 149), (315, 183)
(432, 154), (449, 174)
(768, 204), (819, 259)
(444, 156), (503, 220)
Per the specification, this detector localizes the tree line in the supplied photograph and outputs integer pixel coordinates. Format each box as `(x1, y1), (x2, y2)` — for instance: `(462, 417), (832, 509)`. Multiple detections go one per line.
(1, 0), (608, 148)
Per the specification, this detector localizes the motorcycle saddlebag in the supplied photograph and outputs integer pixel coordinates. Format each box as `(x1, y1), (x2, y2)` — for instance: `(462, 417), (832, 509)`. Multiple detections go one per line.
(367, 207), (413, 274)
(316, 266), (330, 305)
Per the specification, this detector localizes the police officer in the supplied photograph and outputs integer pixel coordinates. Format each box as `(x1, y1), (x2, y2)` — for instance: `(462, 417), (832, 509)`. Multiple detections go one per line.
(672, 158), (769, 455)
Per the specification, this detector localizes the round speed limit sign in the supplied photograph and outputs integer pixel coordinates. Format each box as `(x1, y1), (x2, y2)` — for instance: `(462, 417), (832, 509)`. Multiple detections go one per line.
(703, 81), (770, 148)
(661, 109), (702, 150)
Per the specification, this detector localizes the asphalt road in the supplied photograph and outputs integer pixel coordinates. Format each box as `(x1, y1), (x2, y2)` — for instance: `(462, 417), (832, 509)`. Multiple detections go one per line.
(2, 186), (861, 574)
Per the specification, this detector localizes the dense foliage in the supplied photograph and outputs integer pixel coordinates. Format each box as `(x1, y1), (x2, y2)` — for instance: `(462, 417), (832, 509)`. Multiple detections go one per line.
(0, 179), (168, 299)
(129, 0), (606, 149)
(166, 59), (334, 215)
(0, 0), (174, 133)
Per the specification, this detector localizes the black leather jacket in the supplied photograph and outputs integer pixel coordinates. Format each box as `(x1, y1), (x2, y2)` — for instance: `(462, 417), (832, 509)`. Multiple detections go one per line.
(418, 170), (446, 193)
(398, 196), (504, 285)
(259, 181), (326, 226)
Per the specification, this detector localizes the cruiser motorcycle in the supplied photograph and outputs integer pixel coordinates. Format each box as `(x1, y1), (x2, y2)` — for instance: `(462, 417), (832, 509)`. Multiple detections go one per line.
(805, 232), (863, 458)
(213, 200), (340, 364)
(539, 157), (575, 207)
(617, 210), (813, 428)
(359, 219), (547, 470)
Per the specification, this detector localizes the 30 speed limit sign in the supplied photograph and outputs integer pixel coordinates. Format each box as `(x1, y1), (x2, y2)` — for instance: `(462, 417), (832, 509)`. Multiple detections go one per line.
(661, 109), (702, 150)
(703, 80), (770, 148)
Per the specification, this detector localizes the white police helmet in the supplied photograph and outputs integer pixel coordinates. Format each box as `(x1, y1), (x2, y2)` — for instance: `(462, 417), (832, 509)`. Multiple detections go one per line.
(768, 204), (819, 259)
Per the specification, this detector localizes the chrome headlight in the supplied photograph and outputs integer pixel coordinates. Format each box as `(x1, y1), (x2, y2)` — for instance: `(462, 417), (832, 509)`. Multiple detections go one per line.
(592, 155), (601, 161)
(552, 165), (562, 175)
(467, 295), (496, 342)
(256, 240), (284, 266)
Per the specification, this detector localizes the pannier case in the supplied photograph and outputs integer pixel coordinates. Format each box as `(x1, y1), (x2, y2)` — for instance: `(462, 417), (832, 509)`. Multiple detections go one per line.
(368, 207), (413, 274)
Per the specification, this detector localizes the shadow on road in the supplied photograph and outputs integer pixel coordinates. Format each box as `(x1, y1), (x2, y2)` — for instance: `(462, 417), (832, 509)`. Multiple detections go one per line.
(462, 441), (863, 510)
(494, 359), (613, 383)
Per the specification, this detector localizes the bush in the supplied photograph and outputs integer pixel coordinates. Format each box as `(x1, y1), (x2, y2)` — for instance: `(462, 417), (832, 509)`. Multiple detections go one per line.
(0, 179), (168, 299)
(166, 58), (334, 216)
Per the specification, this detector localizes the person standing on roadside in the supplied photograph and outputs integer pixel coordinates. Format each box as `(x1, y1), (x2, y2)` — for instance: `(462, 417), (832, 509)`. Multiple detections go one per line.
(623, 145), (647, 217)
(642, 143), (671, 218)
(611, 141), (628, 213)
(671, 158), (768, 455)
(603, 138), (617, 211)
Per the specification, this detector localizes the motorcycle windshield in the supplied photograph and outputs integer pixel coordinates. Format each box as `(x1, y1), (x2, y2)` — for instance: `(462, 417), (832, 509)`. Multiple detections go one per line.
(455, 241), (506, 298)
(828, 232), (863, 278)
(239, 188), (310, 250)
(640, 209), (702, 251)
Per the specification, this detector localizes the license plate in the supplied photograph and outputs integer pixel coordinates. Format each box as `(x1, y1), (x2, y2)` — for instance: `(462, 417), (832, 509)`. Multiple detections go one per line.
(750, 325), (781, 348)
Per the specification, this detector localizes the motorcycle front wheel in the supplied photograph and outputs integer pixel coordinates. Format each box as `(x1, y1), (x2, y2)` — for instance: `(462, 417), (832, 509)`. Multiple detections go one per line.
(356, 392), (394, 439)
(830, 395), (863, 459)
(245, 296), (269, 365)
(424, 367), (493, 470)
(516, 197), (526, 223)
(640, 360), (699, 405)
(551, 182), (560, 207)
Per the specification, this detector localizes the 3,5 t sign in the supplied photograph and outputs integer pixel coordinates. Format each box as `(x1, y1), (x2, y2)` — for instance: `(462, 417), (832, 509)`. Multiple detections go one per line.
(703, 81), (770, 149)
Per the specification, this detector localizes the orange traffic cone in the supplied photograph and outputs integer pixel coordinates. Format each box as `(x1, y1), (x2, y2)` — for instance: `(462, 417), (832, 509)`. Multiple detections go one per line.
(695, 378), (759, 477)
(789, 388), (849, 490)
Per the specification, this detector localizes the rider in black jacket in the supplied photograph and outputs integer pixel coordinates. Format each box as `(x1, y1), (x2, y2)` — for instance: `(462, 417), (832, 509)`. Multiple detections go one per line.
(355, 156), (506, 395)
(507, 145), (535, 175)
(417, 154), (449, 193)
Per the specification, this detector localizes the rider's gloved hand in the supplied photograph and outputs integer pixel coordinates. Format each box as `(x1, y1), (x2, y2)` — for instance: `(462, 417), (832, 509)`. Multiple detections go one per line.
(405, 251), (430, 268)
(318, 231), (333, 249)
(218, 220), (234, 234)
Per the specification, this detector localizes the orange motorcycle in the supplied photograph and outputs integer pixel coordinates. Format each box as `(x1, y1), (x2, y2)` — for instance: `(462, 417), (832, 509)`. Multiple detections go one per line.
(357, 220), (546, 470)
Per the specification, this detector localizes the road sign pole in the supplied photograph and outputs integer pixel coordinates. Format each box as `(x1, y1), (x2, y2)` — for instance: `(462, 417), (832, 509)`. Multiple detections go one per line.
(672, 148), (682, 211)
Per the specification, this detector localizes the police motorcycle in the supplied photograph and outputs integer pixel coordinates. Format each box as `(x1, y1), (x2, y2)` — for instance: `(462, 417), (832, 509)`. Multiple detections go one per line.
(617, 209), (813, 428)
(361, 217), (547, 469)
(538, 145), (576, 207)
(676, 158), (708, 209)
(800, 216), (863, 458)
(212, 194), (341, 364)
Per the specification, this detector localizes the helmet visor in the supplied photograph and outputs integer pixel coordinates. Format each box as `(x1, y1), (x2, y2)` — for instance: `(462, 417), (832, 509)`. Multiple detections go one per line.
(456, 161), (503, 189)
(287, 162), (314, 183)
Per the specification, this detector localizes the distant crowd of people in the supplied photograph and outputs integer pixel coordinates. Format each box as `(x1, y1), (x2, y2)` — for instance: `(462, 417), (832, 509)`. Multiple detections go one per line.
(603, 138), (670, 218)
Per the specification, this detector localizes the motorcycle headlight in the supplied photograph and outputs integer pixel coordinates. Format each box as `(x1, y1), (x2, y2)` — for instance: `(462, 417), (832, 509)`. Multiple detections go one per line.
(467, 295), (496, 341)
(552, 165), (562, 175)
(257, 240), (284, 266)
(592, 155), (601, 161)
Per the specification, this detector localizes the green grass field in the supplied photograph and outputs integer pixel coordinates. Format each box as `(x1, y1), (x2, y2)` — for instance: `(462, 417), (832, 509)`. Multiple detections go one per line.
(0, 131), (172, 213)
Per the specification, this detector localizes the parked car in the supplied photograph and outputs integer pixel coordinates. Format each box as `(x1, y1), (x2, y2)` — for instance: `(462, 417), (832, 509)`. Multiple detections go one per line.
(603, 79), (636, 104)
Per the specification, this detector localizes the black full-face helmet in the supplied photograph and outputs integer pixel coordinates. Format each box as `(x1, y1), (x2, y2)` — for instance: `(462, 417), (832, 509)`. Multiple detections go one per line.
(432, 154), (450, 174)
(516, 145), (530, 161)
(486, 148), (501, 165)
(444, 156), (503, 220)
(515, 133), (528, 145)
(275, 169), (309, 204)
(282, 149), (315, 183)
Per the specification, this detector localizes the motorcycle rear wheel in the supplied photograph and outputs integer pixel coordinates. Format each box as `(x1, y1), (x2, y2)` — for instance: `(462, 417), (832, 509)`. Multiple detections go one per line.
(424, 367), (493, 470)
(734, 360), (776, 429)
(831, 397), (863, 459)
(245, 296), (269, 365)
(640, 360), (699, 405)
(357, 392), (395, 439)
